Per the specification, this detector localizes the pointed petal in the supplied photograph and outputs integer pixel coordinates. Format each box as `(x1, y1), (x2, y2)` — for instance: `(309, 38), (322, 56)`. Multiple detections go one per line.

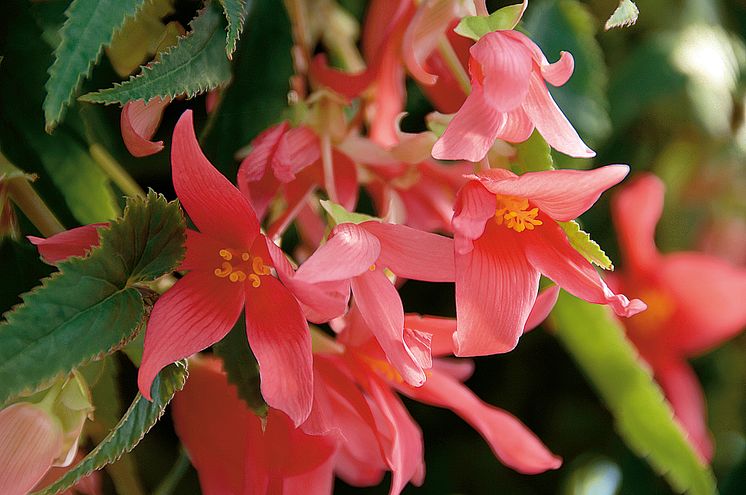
(523, 221), (646, 318)
(138, 270), (244, 400)
(28, 223), (107, 264)
(352, 270), (428, 386)
(361, 221), (455, 282)
(404, 314), (456, 357)
(238, 122), (290, 183)
(477, 165), (630, 221)
(172, 110), (260, 247)
(245, 276), (313, 426)
(431, 87), (505, 162)
(454, 223), (540, 356)
(400, 369), (562, 474)
(522, 70), (595, 158)
(611, 173), (664, 275)
(295, 223), (381, 284)
(523, 285), (560, 333)
(120, 97), (169, 157)
(452, 179), (497, 254)
(471, 32), (533, 112)
(660, 253), (746, 354)
(171, 356), (250, 495)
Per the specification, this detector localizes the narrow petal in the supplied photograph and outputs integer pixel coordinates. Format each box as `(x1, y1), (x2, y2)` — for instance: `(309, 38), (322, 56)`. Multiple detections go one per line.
(659, 253), (746, 354)
(611, 173), (664, 275)
(471, 31), (533, 112)
(402, 0), (462, 85)
(352, 270), (428, 386)
(399, 369), (562, 474)
(404, 314), (456, 357)
(120, 97), (169, 157)
(454, 223), (540, 356)
(171, 356), (250, 495)
(361, 221), (455, 282)
(431, 87), (505, 162)
(172, 110), (260, 248)
(244, 276), (313, 426)
(523, 285), (560, 333)
(309, 54), (375, 98)
(28, 223), (107, 264)
(452, 179), (497, 255)
(0, 403), (63, 495)
(295, 223), (381, 284)
(522, 70), (595, 158)
(523, 221), (646, 318)
(477, 165), (630, 221)
(138, 270), (244, 400)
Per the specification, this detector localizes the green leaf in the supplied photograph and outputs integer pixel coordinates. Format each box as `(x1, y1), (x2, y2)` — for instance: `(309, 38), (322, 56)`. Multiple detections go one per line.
(549, 291), (717, 495)
(213, 321), (267, 416)
(44, 0), (147, 131)
(558, 220), (613, 270)
(512, 131), (554, 173)
(605, 0), (639, 31)
(0, 191), (185, 406)
(80, 5), (231, 105)
(32, 362), (188, 495)
(219, 0), (248, 58)
(320, 199), (379, 226)
(454, 3), (525, 41)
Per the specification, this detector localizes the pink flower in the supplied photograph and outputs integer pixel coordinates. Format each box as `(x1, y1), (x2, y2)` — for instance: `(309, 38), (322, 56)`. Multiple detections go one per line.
(120, 97), (170, 157)
(453, 166), (645, 355)
(172, 356), (335, 495)
(138, 110), (316, 426)
(432, 30), (595, 162)
(295, 221), (454, 387)
(610, 173), (746, 461)
(28, 223), (108, 264)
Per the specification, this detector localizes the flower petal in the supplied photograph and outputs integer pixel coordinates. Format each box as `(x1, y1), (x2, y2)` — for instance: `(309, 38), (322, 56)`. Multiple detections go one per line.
(120, 97), (169, 157)
(477, 165), (630, 221)
(503, 31), (575, 87)
(238, 122), (290, 183)
(524, 285), (560, 333)
(138, 270), (244, 400)
(471, 31), (533, 112)
(452, 179), (497, 254)
(522, 69), (595, 158)
(352, 270), (428, 386)
(361, 221), (455, 282)
(28, 223), (107, 264)
(172, 110), (260, 248)
(404, 314), (456, 357)
(244, 275), (313, 426)
(399, 369), (562, 474)
(309, 54), (375, 98)
(611, 173), (664, 275)
(402, 0), (462, 85)
(494, 106), (535, 143)
(523, 221), (646, 318)
(454, 223), (540, 356)
(273, 126), (320, 182)
(295, 223), (381, 284)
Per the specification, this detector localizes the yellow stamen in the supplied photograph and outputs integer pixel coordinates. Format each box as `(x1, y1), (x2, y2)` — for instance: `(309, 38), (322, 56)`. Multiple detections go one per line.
(495, 195), (543, 233)
(369, 264), (376, 271)
(214, 249), (272, 286)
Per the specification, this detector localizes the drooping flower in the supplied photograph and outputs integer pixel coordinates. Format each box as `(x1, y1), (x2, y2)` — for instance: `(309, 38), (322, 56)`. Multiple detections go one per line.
(295, 220), (454, 387)
(120, 97), (170, 157)
(610, 173), (746, 461)
(453, 166), (645, 356)
(28, 223), (108, 264)
(432, 30), (595, 162)
(171, 356), (336, 495)
(137, 110), (320, 426)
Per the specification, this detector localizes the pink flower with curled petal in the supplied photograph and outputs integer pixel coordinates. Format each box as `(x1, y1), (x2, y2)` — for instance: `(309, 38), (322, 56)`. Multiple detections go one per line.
(120, 97), (170, 157)
(432, 30), (595, 162)
(453, 165), (645, 356)
(610, 173), (746, 461)
(295, 221), (454, 387)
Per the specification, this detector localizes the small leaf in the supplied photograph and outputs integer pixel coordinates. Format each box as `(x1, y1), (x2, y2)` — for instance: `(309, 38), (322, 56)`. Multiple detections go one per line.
(80, 5), (231, 105)
(558, 220), (613, 270)
(454, 2), (525, 41)
(31, 362), (188, 495)
(549, 291), (717, 495)
(44, 0), (147, 131)
(0, 191), (185, 406)
(219, 0), (248, 58)
(605, 0), (639, 31)
(213, 321), (267, 416)
(512, 131), (554, 173)
(320, 200), (379, 226)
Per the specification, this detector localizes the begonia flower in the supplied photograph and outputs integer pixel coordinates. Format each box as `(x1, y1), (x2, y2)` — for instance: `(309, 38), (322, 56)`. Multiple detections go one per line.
(172, 356), (335, 495)
(453, 166), (645, 355)
(120, 97), (170, 157)
(432, 30), (595, 162)
(137, 110), (317, 426)
(295, 220), (454, 387)
(610, 173), (746, 461)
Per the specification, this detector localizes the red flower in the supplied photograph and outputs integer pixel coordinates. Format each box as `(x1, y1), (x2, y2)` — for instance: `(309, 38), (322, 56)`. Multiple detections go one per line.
(610, 173), (746, 460)
(453, 166), (645, 355)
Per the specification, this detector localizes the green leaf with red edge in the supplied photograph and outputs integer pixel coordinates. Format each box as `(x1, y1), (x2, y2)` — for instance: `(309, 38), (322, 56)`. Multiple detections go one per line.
(549, 291), (717, 495)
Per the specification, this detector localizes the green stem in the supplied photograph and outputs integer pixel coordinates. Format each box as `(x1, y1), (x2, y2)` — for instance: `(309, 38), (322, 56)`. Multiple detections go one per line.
(90, 144), (145, 198)
(7, 177), (65, 236)
(152, 448), (191, 495)
(437, 35), (471, 95)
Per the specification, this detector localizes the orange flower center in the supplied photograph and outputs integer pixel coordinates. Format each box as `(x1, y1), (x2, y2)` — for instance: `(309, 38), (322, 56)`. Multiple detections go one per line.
(495, 195), (543, 233)
(213, 248), (271, 287)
